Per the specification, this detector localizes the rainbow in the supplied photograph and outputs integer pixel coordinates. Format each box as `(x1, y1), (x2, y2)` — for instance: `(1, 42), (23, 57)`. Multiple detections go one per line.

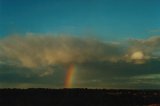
(64, 64), (76, 88)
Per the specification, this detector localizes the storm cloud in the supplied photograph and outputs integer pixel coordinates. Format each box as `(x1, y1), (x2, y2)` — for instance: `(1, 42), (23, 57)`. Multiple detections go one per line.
(0, 34), (160, 88)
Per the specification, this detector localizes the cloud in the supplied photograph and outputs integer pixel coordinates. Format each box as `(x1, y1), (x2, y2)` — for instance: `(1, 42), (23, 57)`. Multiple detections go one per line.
(76, 59), (160, 88)
(0, 34), (160, 88)
(131, 74), (160, 86)
(0, 34), (123, 69)
(149, 28), (160, 33)
(128, 36), (160, 57)
(132, 74), (160, 80)
(123, 36), (160, 64)
(0, 34), (160, 71)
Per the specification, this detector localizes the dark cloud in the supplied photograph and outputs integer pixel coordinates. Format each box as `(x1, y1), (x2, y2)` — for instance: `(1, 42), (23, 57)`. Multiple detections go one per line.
(76, 60), (160, 88)
(0, 64), (66, 88)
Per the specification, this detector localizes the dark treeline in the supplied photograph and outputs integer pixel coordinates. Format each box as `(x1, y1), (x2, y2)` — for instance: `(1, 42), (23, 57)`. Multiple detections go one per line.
(0, 88), (160, 106)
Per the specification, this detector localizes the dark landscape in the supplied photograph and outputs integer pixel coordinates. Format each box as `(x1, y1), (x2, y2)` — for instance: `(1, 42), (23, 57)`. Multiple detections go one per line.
(0, 89), (160, 106)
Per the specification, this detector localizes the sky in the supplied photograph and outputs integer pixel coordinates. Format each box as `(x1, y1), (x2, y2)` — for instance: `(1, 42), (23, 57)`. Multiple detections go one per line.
(0, 0), (160, 89)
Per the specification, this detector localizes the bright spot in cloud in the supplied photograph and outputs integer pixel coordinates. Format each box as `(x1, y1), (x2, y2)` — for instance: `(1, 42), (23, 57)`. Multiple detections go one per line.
(131, 51), (144, 60)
